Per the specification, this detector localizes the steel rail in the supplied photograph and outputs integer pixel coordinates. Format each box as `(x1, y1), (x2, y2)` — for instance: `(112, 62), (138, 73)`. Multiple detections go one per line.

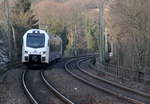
(65, 57), (148, 104)
(77, 58), (150, 104)
(22, 71), (39, 104)
(41, 71), (75, 104)
(85, 58), (150, 98)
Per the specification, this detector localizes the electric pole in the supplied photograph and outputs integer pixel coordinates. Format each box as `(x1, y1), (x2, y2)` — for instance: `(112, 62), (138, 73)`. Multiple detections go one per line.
(98, 1), (105, 63)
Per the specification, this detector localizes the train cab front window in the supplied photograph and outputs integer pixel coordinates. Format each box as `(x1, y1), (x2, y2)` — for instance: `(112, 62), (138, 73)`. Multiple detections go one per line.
(26, 33), (45, 48)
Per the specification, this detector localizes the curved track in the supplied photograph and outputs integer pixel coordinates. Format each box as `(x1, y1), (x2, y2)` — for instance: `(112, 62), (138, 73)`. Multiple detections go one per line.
(22, 70), (75, 104)
(65, 56), (150, 104)
(41, 71), (75, 104)
(22, 71), (39, 104)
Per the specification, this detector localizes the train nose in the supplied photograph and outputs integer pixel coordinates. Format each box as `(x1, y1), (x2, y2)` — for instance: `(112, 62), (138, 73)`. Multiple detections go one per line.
(32, 56), (38, 62)
(29, 55), (41, 63)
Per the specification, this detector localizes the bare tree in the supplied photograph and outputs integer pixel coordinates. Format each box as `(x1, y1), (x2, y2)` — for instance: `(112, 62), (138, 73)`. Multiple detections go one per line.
(105, 0), (150, 70)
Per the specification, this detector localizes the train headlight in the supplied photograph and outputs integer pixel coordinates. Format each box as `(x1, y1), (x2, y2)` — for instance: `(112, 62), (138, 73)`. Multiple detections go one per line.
(25, 51), (28, 54)
(43, 51), (46, 54)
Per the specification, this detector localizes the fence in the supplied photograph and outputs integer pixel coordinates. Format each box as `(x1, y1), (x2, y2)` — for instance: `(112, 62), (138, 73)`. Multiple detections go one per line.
(104, 64), (139, 80)
(95, 62), (145, 82)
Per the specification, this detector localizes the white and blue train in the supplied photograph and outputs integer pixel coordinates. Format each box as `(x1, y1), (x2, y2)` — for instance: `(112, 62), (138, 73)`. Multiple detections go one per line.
(22, 29), (62, 64)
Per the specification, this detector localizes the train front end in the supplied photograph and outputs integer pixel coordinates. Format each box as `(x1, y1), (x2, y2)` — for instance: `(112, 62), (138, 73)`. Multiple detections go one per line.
(22, 29), (49, 64)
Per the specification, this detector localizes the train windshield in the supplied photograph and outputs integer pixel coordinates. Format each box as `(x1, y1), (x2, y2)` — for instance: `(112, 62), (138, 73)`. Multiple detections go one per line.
(26, 33), (45, 48)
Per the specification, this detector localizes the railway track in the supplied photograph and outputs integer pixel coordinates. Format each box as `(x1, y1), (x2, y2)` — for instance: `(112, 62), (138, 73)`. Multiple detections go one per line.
(65, 56), (150, 104)
(22, 71), (38, 104)
(22, 70), (75, 104)
(41, 71), (75, 104)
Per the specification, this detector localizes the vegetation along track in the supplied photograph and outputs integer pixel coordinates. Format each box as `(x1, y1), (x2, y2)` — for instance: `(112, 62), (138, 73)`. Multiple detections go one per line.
(22, 70), (75, 104)
(65, 56), (150, 104)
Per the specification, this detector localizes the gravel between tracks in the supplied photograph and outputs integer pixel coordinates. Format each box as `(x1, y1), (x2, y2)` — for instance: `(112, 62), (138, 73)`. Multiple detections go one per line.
(0, 65), (30, 104)
(0, 57), (144, 104)
(25, 70), (64, 104)
(44, 58), (131, 104)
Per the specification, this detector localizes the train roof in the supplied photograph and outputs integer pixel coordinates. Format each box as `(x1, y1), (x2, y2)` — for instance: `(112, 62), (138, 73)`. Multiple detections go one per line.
(23, 29), (49, 38)
(23, 29), (62, 41)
